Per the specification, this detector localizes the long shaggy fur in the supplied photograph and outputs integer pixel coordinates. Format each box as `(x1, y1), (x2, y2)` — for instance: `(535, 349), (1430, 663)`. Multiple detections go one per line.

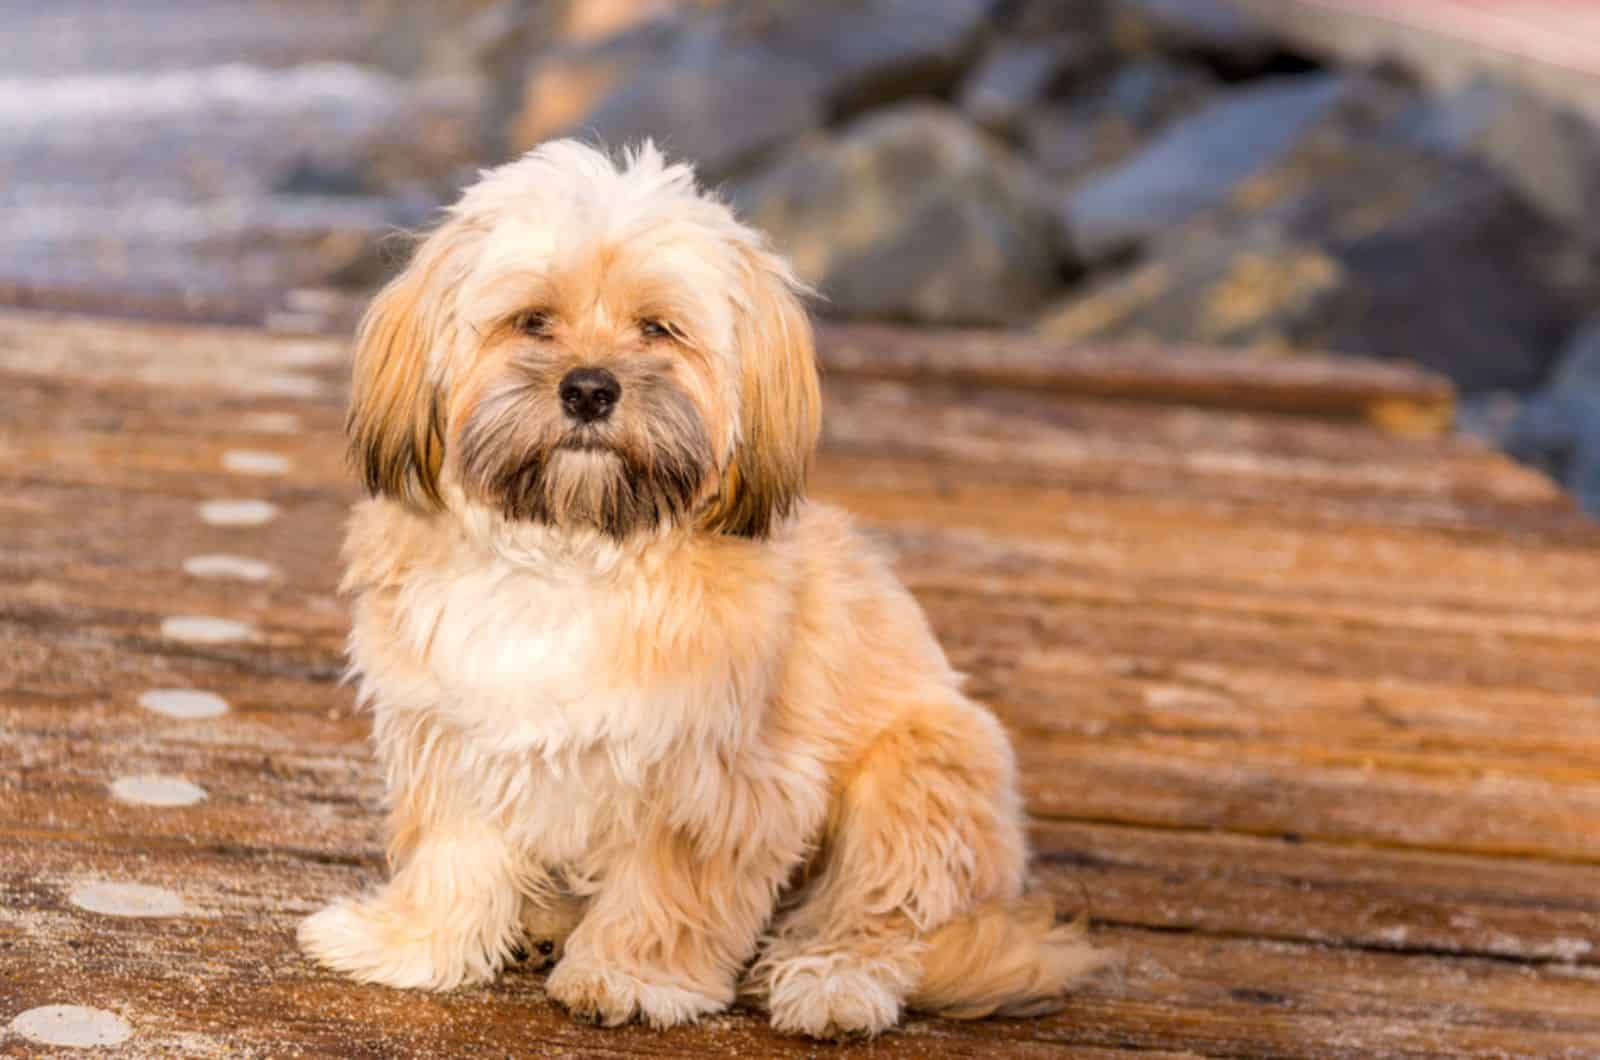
(297, 139), (1104, 1038)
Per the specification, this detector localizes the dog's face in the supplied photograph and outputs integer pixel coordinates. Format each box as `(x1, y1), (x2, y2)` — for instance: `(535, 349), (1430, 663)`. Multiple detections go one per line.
(347, 141), (820, 539)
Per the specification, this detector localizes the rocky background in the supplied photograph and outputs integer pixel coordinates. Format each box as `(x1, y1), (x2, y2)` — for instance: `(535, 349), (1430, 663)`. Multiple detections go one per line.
(5, 0), (1599, 512)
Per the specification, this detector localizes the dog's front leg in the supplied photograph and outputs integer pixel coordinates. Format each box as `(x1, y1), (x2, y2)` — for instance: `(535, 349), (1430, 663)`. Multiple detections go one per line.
(299, 814), (526, 991)
(544, 815), (797, 1028)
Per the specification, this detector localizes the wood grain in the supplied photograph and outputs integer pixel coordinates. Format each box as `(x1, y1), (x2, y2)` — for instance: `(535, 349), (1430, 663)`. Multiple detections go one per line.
(4, 310), (1598, 1058)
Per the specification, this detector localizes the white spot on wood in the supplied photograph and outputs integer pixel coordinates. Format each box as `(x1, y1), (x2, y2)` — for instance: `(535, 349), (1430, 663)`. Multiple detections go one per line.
(9, 1005), (132, 1048)
(110, 776), (208, 807)
(69, 881), (187, 918)
(197, 499), (278, 526)
(182, 554), (276, 581)
(160, 616), (256, 644)
(138, 689), (230, 719)
(237, 411), (301, 433)
(1547, 937), (1594, 961)
(221, 449), (291, 475)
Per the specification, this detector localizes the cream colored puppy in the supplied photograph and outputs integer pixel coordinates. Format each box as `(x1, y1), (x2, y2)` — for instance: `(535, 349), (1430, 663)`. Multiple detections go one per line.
(298, 141), (1102, 1038)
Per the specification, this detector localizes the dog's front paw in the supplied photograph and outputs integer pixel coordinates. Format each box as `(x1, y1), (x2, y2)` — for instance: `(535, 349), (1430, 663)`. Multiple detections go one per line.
(544, 953), (727, 1028)
(764, 956), (904, 1039)
(298, 898), (503, 991)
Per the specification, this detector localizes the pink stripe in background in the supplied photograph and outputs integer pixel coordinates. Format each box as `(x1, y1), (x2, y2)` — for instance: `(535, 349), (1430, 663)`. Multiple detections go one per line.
(1299, 0), (1600, 76)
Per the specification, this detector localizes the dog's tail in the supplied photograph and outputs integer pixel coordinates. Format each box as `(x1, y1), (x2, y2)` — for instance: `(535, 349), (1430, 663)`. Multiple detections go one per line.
(908, 894), (1107, 1020)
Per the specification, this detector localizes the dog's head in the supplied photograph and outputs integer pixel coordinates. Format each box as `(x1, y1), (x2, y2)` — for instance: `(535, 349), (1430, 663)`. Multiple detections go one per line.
(348, 141), (819, 540)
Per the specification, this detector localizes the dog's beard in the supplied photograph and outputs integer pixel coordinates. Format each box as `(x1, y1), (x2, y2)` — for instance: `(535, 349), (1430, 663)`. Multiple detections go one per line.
(457, 371), (714, 540)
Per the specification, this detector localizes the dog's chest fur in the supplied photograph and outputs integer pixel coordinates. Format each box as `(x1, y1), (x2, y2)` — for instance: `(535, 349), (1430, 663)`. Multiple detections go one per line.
(398, 556), (629, 750)
(349, 510), (799, 846)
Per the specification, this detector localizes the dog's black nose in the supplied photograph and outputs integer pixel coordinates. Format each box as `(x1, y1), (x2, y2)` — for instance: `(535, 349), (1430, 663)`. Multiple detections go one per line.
(559, 368), (621, 423)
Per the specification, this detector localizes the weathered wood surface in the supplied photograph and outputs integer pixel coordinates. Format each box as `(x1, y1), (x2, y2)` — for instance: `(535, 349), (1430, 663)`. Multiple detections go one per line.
(817, 323), (1456, 428)
(4, 309), (1600, 1058)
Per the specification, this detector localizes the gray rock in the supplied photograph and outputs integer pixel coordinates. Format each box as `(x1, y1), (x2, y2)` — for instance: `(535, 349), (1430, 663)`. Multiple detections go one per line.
(1550, 317), (1600, 395)
(507, 20), (824, 179)
(506, 0), (994, 175)
(1021, 56), (1218, 181)
(1403, 78), (1600, 249)
(1454, 391), (1525, 450)
(575, 49), (827, 180)
(958, 38), (1084, 135)
(1304, 190), (1582, 392)
(1108, 0), (1278, 69)
(1062, 73), (1347, 261)
(1506, 390), (1600, 513)
(1041, 97), (1590, 392)
(1505, 318), (1600, 512)
(1101, 56), (1218, 124)
(1037, 223), (1344, 349)
(735, 104), (1069, 325)
(506, 22), (675, 146)
(1024, 103), (1140, 185)
(757, 0), (996, 116)
(996, 0), (1112, 39)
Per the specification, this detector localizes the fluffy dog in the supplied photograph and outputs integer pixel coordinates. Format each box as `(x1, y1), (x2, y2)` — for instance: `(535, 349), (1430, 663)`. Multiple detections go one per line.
(297, 140), (1103, 1038)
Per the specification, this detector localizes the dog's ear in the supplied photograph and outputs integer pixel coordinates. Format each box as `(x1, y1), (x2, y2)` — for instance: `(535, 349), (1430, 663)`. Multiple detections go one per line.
(347, 219), (474, 511)
(703, 245), (821, 539)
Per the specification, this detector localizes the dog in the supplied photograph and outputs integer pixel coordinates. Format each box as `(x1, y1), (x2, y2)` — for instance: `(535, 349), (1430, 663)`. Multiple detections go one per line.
(297, 140), (1104, 1038)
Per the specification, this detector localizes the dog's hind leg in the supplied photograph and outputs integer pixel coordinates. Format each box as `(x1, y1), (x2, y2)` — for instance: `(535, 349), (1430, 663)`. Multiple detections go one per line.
(750, 698), (1100, 1037)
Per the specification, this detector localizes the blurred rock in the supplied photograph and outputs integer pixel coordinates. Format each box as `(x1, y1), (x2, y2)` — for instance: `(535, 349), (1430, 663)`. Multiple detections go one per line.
(367, 0), (510, 75)
(1505, 318), (1600, 511)
(1108, 0), (1279, 71)
(1062, 73), (1346, 262)
(1454, 390), (1525, 450)
(1259, 115), (1589, 391)
(1403, 78), (1600, 250)
(1021, 56), (1219, 181)
(1038, 226), (1341, 349)
(735, 104), (1069, 325)
(757, 0), (996, 115)
(560, 0), (689, 43)
(510, 24), (668, 148)
(958, 35), (1104, 136)
(1042, 95), (1590, 391)
(994, 0), (1110, 39)
(1549, 318), (1600, 398)
(506, 0), (994, 175)
(513, 22), (826, 179)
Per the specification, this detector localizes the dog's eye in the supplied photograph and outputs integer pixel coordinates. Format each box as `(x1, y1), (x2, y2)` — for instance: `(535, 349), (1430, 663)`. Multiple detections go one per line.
(639, 319), (673, 340)
(514, 311), (551, 337)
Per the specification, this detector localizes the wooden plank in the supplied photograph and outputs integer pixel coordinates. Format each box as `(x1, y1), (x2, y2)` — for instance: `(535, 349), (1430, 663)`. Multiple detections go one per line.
(817, 322), (1456, 429)
(6, 309), (1600, 1057)
(8, 720), (1600, 970)
(6, 834), (1600, 1059)
(1030, 820), (1600, 965)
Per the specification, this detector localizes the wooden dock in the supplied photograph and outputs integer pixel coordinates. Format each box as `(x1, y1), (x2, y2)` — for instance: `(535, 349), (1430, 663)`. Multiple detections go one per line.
(4, 309), (1600, 1057)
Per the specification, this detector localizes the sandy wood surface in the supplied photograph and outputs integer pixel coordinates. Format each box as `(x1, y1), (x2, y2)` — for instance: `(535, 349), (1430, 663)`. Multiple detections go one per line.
(4, 310), (1599, 1057)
